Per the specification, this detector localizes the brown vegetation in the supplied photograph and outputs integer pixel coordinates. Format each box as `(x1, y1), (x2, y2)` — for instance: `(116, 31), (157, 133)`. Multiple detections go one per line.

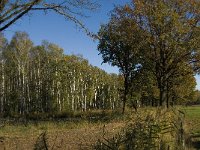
(0, 121), (124, 150)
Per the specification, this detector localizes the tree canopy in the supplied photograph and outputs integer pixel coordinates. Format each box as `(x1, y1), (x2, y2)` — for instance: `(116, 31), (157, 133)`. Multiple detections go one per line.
(98, 0), (200, 110)
(98, 7), (145, 113)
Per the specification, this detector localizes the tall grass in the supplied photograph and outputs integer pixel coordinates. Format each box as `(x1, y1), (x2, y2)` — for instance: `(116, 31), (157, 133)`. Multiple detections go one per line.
(94, 108), (187, 150)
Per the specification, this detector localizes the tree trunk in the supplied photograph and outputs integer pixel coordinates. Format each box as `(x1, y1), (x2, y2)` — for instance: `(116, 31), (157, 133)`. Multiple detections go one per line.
(159, 83), (167, 107)
(122, 77), (128, 114)
(166, 81), (169, 108)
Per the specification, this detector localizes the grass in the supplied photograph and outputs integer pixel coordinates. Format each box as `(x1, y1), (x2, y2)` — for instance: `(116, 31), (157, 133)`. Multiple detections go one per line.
(181, 106), (200, 134)
(0, 113), (125, 150)
(93, 106), (200, 150)
(182, 106), (200, 119)
(94, 108), (183, 150)
(0, 106), (200, 149)
(179, 106), (200, 150)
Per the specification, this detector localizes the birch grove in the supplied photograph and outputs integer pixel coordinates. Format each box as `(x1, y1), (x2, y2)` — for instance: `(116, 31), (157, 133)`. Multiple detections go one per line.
(0, 32), (122, 117)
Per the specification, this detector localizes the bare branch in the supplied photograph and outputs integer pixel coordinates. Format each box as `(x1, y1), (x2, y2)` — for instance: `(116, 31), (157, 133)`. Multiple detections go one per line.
(0, 0), (100, 39)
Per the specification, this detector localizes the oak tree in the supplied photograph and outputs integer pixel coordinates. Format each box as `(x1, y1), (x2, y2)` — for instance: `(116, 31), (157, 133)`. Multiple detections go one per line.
(98, 6), (145, 113)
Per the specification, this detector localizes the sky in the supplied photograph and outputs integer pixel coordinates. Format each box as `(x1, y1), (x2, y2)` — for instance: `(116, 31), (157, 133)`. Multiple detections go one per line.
(3, 0), (130, 73)
(2, 0), (200, 90)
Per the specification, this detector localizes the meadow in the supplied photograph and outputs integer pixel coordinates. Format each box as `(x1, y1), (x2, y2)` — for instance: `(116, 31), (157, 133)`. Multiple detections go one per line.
(181, 106), (200, 149)
(182, 106), (200, 133)
(0, 111), (125, 150)
(0, 106), (199, 150)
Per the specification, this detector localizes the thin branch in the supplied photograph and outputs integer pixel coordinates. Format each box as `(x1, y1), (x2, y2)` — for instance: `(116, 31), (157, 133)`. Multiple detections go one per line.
(0, 0), (41, 32)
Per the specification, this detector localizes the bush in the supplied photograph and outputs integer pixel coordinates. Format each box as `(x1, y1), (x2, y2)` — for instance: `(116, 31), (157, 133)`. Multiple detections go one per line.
(94, 108), (186, 150)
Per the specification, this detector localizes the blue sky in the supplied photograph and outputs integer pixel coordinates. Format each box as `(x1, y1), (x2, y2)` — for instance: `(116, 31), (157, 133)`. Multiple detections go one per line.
(3, 0), (130, 73)
(2, 0), (200, 90)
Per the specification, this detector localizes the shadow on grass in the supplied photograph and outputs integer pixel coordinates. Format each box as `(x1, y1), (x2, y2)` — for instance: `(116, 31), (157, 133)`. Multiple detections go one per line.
(192, 141), (200, 149)
(188, 135), (200, 149)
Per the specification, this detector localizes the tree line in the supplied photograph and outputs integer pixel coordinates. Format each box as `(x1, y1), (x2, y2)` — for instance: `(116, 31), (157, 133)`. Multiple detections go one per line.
(0, 32), (122, 117)
(0, 0), (200, 117)
(0, 29), (199, 117)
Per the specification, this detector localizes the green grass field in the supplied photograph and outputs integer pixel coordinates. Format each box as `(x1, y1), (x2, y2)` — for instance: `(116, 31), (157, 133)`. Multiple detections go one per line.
(183, 106), (200, 119)
(181, 106), (200, 134)
(180, 106), (200, 149)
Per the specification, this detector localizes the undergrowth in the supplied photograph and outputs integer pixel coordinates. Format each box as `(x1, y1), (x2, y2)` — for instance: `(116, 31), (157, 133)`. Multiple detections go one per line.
(93, 108), (188, 150)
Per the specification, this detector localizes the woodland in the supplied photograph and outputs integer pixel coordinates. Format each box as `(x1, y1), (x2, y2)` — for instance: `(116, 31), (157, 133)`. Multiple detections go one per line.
(0, 0), (199, 117)
(0, 0), (200, 149)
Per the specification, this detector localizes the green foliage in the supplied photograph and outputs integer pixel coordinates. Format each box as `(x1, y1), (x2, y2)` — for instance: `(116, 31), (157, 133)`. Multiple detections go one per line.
(98, 8), (145, 112)
(186, 90), (200, 105)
